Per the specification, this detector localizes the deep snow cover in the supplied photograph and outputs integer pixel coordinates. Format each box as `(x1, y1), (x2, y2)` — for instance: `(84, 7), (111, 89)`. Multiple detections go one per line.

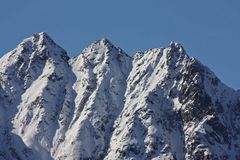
(0, 33), (240, 160)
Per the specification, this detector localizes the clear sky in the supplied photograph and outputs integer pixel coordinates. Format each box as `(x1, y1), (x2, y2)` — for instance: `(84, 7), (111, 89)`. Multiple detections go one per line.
(0, 1), (239, 89)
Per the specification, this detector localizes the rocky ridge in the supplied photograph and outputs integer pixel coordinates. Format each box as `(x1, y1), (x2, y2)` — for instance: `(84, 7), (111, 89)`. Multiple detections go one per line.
(0, 32), (239, 160)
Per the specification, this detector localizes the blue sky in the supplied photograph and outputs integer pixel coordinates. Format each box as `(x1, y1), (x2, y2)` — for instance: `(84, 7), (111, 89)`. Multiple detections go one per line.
(0, 0), (239, 89)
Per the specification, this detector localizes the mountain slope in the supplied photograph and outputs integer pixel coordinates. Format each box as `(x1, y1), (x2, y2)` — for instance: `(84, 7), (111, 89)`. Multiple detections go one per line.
(0, 32), (71, 160)
(106, 42), (240, 159)
(54, 38), (132, 159)
(0, 33), (239, 160)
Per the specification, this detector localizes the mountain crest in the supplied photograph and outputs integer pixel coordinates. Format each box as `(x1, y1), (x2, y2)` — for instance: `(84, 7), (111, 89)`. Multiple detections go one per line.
(76, 37), (131, 69)
(22, 32), (54, 46)
(0, 33), (239, 160)
(82, 37), (114, 55)
(16, 32), (67, 59)
(98, 38), (113, 47)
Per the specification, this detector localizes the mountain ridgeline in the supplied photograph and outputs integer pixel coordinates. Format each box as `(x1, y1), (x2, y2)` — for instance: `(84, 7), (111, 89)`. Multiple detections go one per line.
(0, 32), (239, 160)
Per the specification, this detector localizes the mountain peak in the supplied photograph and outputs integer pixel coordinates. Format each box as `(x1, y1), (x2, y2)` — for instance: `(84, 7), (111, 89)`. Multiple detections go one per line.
(38, 31), (49, 36)
(16, 32), (69, 61)
(0, 32), (69, 76)
(169, 40), (179, 47)
(100, 37), (112, 44)
(21, 32), (55, 47)
(34, 32), (52, 42)
(1, 34), (239, 160)
(167, 41), (186, 56)
(81, 38), (122, 58)
(90, 37), (114, 48)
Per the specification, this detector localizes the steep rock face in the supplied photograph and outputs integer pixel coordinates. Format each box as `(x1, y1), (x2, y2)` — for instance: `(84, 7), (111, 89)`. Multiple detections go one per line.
(106, 42), (240, 160)
(0, 32), (71, 160)
(106, 43), (188, 159)
(178, 56), (239, 160)
(54, 38), (132, 159)
(0, 33), (240, 160)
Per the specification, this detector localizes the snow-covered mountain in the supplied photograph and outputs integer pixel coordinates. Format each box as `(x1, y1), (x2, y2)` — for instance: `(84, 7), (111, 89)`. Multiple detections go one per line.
(0, 32), (239, 160)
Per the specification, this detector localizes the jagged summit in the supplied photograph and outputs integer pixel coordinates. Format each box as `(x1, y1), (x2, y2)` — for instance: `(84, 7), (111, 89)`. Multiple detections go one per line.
(169, 41), (185, 53)
(169, 40), (180, 47)
(0, 33), (240, 160)
(97, 37), (114, 47)
(23, 32), (54, 43)
(133, 41), (186, 61)
(72, 37), (131, 71)
(82, 38), (113, 54)
(9, 32), (69, 62)
(20, 32), (55, 48)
